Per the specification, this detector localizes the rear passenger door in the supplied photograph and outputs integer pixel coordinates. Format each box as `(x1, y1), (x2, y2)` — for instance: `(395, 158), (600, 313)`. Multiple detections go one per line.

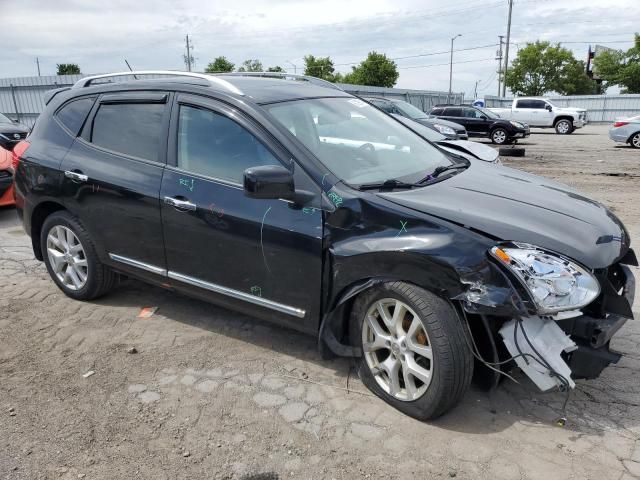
(59, 91), (170, 278)
(159, 94), (323, 333)
(441, 107), (465, 127)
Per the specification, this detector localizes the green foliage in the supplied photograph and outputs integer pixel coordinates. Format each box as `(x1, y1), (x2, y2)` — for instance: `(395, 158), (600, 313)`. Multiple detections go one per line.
(593, 34), (640, 93)
(237, 59), (263, 72)
(204, 56), (235, 73)
(303, 55), (340, 81)
(505, 41), (596, 96)
(342, 52), (399, 87)
(267, 66), (285, 72)
(56, 63), (80, 75)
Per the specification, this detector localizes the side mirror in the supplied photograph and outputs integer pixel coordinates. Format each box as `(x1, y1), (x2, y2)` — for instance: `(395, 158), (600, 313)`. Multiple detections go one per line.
(244, 165), (295, 200)
(545, 104), (552, 111)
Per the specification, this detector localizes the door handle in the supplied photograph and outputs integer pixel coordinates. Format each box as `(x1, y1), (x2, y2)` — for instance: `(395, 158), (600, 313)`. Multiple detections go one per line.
(164, 196), (197, 211)
(64, 170), (88, 183)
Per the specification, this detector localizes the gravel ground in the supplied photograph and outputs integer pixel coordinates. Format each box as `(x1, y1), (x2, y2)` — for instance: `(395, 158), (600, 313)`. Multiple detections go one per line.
(1, 124), (639, 480)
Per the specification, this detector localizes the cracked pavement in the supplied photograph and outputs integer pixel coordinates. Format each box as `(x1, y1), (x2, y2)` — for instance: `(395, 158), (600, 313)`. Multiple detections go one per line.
(1, 125), (639, 479)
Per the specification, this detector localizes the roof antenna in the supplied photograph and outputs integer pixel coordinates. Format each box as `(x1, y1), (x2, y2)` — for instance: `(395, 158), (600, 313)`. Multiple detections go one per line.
(124, 59), (138, 80)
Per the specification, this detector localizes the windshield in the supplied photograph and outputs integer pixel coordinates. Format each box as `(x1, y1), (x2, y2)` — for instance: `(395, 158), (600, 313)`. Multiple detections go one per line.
(265, 97), (453, 186)
(477, 107), (500, 119)
(393, 100), (428, 119)
(0, 113), (13, 124)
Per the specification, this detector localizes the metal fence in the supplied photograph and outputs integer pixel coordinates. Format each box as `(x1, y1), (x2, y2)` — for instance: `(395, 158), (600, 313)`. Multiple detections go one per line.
(0, 74), (463, 128)
(483, 94), (640, 123)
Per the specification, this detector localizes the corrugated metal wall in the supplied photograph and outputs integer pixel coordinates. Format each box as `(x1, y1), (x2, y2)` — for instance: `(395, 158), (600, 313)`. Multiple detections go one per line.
(0, 75), (83, 128)
(483, 94), (640, 122)
(0, 74), (462, 128)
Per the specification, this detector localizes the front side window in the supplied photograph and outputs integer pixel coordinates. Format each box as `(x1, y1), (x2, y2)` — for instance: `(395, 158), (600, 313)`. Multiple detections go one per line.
(530, 100), (547, 109)
(463, 108), (483, 118)
(265, 97), (452, 186)
(56, 97), (95, 136)
(443, 107), (462, 117)
(177, 105), (281, 183)
(91, 102), (164, 161)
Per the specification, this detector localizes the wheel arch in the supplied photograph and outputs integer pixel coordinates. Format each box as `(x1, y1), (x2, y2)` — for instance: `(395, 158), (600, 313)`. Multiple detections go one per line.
(30, 200), (67, 260)
(627, 130), (640, 144)
(553, 115), (574, 126)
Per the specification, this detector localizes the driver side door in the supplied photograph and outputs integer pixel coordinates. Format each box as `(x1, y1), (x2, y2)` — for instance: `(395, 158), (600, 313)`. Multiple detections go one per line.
(160, 94), (324, 333)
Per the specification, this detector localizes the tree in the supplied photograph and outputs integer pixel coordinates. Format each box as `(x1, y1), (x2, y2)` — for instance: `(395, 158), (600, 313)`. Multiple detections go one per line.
(303, 55), (339, 82)
(237, 59), (263, 72)
(57, 63), (80, 75)
(593, 34), (640, 93)
(204, 56), (235, 73)
(504, 41), (595, 96)
(267, 66), (285, 72)
(342, 51), (399, 87)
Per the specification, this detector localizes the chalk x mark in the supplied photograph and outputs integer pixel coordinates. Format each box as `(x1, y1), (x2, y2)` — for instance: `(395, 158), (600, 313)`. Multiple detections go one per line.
(321, 173), (329, 188)
(395, 220), (408, 237)
(260, 206), (272, 274)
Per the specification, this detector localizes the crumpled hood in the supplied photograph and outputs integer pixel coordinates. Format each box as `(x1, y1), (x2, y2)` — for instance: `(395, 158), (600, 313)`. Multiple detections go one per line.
(378, 163), (629, 268)
(437, 139), (499, 162)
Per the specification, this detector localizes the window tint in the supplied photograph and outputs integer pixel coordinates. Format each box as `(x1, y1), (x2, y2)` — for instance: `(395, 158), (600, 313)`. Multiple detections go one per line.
(444, 107), (462, 117)
(56, 97), (95, 136)
(430, 108), (444, 116)
(515, 99), (530, 108)
(370, 100), (394, 113)
(463, 108), (483, 118)
(91, 103), (164, 161)
(177, 105), (281, 183)
(530, 100), (547, 109)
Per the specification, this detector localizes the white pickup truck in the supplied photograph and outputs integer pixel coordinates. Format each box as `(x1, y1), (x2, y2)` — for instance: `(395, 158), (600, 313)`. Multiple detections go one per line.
(489, 97), (587, 134)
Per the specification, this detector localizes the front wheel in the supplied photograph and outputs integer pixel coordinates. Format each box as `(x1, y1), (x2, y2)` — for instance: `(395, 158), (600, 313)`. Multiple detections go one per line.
(350, 282), (473, 420)
(555, 119), (573, 134)
(630, 132), (640, 149)
(490, 128), (508, 144)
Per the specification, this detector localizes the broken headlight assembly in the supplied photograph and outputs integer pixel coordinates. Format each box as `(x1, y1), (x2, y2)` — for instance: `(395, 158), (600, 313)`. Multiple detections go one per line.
(490, 243), (600, 315)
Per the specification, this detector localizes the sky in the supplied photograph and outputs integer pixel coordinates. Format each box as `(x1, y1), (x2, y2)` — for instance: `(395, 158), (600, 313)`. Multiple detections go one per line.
(1, 0), (638, 97)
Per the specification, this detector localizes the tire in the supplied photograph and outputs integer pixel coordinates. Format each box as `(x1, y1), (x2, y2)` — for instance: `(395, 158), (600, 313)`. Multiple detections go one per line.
(490, 128), (508, 145)
(40, 210), (116, 300)
(498, 146), (525, 157)
(554, 119), (572, 134)
(630, 132), (640, 149)
(350, 282), (473, 420)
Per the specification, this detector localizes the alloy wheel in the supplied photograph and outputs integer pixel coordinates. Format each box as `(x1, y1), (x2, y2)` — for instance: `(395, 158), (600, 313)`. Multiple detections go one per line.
(632, 133), (640, 148)
(46, 225), (88, 291)
(492, 130), (507, 144)
(362, 298), (433, 402)
(556, 120), (571, 134)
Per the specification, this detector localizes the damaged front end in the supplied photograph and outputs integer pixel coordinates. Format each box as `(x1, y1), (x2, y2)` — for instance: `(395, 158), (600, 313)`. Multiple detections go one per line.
(459, 242), (636, 392)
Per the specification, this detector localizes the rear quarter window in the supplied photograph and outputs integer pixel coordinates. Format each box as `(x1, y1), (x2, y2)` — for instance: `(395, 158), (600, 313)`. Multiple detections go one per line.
(90, 103), (164, 162)
(55, 97), (96, 136)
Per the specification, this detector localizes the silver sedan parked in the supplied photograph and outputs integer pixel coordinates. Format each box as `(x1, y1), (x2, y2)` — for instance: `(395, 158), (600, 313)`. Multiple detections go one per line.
(609, 116), (640, 149)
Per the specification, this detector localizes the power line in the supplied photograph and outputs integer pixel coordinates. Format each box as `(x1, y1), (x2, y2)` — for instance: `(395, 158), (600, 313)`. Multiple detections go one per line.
(397, 58), (495, 70)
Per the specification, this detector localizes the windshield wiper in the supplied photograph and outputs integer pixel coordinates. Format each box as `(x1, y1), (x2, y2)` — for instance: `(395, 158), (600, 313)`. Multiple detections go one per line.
(417, 163), (469, 183)
(358, 179), (421, 191)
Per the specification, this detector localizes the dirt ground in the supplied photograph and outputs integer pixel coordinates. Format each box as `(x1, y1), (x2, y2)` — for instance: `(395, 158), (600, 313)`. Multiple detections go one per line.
(1, 124), (639, 480)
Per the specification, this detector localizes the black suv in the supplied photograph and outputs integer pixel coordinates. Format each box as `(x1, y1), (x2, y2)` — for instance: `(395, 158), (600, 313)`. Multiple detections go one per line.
(14, 72), (636, 420)
(430, 104), (529, 145)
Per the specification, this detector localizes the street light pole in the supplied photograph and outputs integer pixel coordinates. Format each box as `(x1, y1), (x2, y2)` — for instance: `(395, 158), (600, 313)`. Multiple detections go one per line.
(286, 60), (297, 74)
(448, 34), (462, 103)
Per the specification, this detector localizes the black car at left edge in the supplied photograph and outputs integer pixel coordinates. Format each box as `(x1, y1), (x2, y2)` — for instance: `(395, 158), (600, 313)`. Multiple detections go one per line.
(12, 71), (636, 421)
(430, 104), (530, 145)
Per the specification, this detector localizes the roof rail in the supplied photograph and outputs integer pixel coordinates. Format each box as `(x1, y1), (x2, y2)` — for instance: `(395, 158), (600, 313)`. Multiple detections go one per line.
(217, 72), (343, 91)
(71, 71), (244, 96)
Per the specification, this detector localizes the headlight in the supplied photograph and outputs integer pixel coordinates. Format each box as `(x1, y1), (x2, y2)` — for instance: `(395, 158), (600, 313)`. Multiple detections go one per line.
(433, 124), (456, 135)
(509, 121), (523, 128)
(490, 243), (600, 314)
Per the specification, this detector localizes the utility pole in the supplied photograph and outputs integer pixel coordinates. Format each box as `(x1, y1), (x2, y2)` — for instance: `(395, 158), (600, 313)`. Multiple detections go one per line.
(185, 35), (192, 72)
(502, 0), (513, 97)
(36, 57), (41, 76)
(286, 60), (297, 74)
(474, 80), (480, 99)
(448, 34), (462, 103)
(496, 35), (504, 97)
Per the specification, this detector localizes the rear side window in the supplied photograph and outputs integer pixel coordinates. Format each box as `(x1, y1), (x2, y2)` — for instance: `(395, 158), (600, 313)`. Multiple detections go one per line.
(56, 97), (95, 136)
(430, 108), (444, 115)
(91, 103), (164, 162)
(516, 99), (546, 109)
(444, 107), (462, 117)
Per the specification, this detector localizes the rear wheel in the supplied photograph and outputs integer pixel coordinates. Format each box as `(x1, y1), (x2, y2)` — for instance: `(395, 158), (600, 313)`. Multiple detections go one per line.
(41, 211), (116, 300)
(490, 128), (508, 144)
(630, 132), (640, 149)
(555, 119), (572, 134)
(350, 282), (473, 420)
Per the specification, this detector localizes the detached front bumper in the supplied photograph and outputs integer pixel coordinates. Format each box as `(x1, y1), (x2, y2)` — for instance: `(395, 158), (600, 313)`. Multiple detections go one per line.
(499, 264), (635, 391)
